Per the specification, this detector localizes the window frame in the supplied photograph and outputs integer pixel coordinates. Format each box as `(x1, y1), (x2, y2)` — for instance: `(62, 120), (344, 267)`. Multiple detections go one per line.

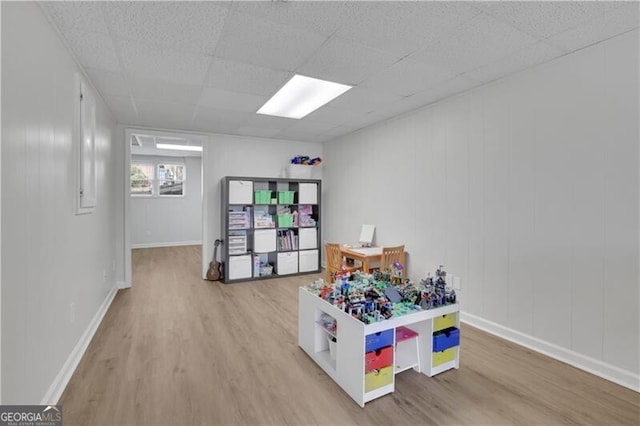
(130, 161), (155, 197)
(157, 163), (186, 197)
(130, 157), (186, 198)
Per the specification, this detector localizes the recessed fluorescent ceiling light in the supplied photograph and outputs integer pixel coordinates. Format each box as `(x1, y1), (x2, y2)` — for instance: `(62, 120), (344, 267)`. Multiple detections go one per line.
(257, 74), (352, 119)
(156, 143), (202, 152)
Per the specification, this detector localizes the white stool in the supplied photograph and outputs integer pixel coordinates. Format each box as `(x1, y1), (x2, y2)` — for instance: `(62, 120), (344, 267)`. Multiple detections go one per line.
(395, 326), (421, 374)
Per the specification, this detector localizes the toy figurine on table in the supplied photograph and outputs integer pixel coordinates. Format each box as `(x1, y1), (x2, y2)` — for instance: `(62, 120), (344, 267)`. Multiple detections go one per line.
(390, 260), (407, 285)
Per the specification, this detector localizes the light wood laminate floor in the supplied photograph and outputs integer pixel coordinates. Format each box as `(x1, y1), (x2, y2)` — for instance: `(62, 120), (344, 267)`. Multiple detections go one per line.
(59, 246), (639, 425)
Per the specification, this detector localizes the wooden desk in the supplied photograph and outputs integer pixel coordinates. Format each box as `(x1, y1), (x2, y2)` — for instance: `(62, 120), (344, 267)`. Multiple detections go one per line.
(341, 246), (382, 273)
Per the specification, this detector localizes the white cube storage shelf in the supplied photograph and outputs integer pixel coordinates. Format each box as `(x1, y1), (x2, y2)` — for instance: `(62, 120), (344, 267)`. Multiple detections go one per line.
(227, 255), (252, 280)
(298, 228), (317, 250)
(254, 229), (277, 253)
(222, 176), (321, 283)
(298, 287), (460, 407)
(228, 180), (253, 205)
(299, 249), (319, 272)
(298, 183), (318, 204)
(276, 252), (298, 275)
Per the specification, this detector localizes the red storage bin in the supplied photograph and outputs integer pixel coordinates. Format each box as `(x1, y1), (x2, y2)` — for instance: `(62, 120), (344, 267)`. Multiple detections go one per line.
(365, 345), (393, 372)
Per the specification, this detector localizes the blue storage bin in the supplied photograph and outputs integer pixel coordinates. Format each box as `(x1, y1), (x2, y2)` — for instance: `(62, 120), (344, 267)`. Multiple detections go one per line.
(365, 329), (394, 352)
(432, 327), (460, 352)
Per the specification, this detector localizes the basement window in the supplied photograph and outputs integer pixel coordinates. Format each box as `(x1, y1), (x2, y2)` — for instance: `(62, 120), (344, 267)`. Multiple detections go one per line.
(130, 160), (186, 197)
(130, 162), (154, 196)
(157, 164), (185, 196)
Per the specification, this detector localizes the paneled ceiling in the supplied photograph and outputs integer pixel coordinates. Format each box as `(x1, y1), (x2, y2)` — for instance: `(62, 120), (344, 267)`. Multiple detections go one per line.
(40, 1), (638, 143)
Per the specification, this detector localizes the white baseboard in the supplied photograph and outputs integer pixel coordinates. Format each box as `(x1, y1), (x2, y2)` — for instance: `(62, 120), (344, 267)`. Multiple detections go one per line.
(131, 240), (201, 249)
(116, 280), (130, 289)
(460, 312), (640, 393)
(41, 286), (119, 404)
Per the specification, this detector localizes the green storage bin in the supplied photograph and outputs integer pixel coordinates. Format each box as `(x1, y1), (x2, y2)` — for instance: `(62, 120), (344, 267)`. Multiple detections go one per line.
(254, 190), (272, 204)
(277, 214), (293, 228)
(278, 191), (295, 204)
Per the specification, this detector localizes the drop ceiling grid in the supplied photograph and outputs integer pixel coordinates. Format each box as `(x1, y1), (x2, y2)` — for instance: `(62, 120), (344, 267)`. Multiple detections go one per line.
(295, 35), (401, 86)
(37, 1), (640, 143)
(360, 58), (457, 97)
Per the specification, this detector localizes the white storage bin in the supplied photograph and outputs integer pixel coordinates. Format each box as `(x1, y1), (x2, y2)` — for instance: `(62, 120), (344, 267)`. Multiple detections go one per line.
(254, 229), (276, 253)
(298, 183), (318, 204)
(298, 227), (317, 250)
(228, 180), (253, 205)
(228, 255), (252, 280)
(288, 164), (313, 178)
(299, 249), (319, 272)
(276, 252), (298, 275)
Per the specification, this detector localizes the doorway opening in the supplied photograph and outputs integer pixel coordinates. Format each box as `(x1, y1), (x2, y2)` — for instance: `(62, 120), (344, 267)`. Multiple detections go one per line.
(124, 128), (207, 286)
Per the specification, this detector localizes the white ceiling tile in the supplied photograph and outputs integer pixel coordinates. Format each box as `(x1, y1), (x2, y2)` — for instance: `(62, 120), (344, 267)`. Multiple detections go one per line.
(283, 120), (339, 135)
(407, 76), (482, 109)
(233, 1), (359, 37)
(302, 134), (335, 144)
(364, 98), (427, 125)
(276, 127), (327, 141)
(128, 77), (202, 105)
(305, 106), (368, 126)
(242, 114), (296, 131)
(235, 126), (282, 139)
(191, 107), (250, 134)
(118, 41), (211, 86)
(206, 58), (292, 96)
(326, 87), (404, 114)
(39, 1), (109, 34)
(408, 13), (539, 75)
(335, 2), (481, 57)
(85, 67), (130, 97)
(104, 1), (229, 54)
(214, 11), (327, 70)
(361, 58), (455, 97)
(135, 99), (196, 130)
(197, 87), (266, 113)
(296, 36), (400, 85)
(62, 29), (121, 72)
(102, 95), (138, 124)
(545, 3), (639, 53)
(464, 41), (564, 83)
(474, 1), (624, 40)
(277, 121), (337, 141)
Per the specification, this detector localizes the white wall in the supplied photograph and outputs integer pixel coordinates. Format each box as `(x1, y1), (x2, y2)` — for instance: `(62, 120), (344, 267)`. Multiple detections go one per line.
(1, 2), (118, 403)
(323, 30), (639, 390)
(202, 134), (322, 276)
(131, 155), (202, 248)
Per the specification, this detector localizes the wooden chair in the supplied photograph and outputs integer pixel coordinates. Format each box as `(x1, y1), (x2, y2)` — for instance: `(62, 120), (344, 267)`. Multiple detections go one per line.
(380, 245), (406, 275)
(325, 242), (358, 283)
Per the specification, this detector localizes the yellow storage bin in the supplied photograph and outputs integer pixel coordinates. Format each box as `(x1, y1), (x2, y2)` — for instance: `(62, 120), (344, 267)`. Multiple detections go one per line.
(434, 312), (458, 332)
(432, 347), (456, 367)
(364, 365), (393, 393)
